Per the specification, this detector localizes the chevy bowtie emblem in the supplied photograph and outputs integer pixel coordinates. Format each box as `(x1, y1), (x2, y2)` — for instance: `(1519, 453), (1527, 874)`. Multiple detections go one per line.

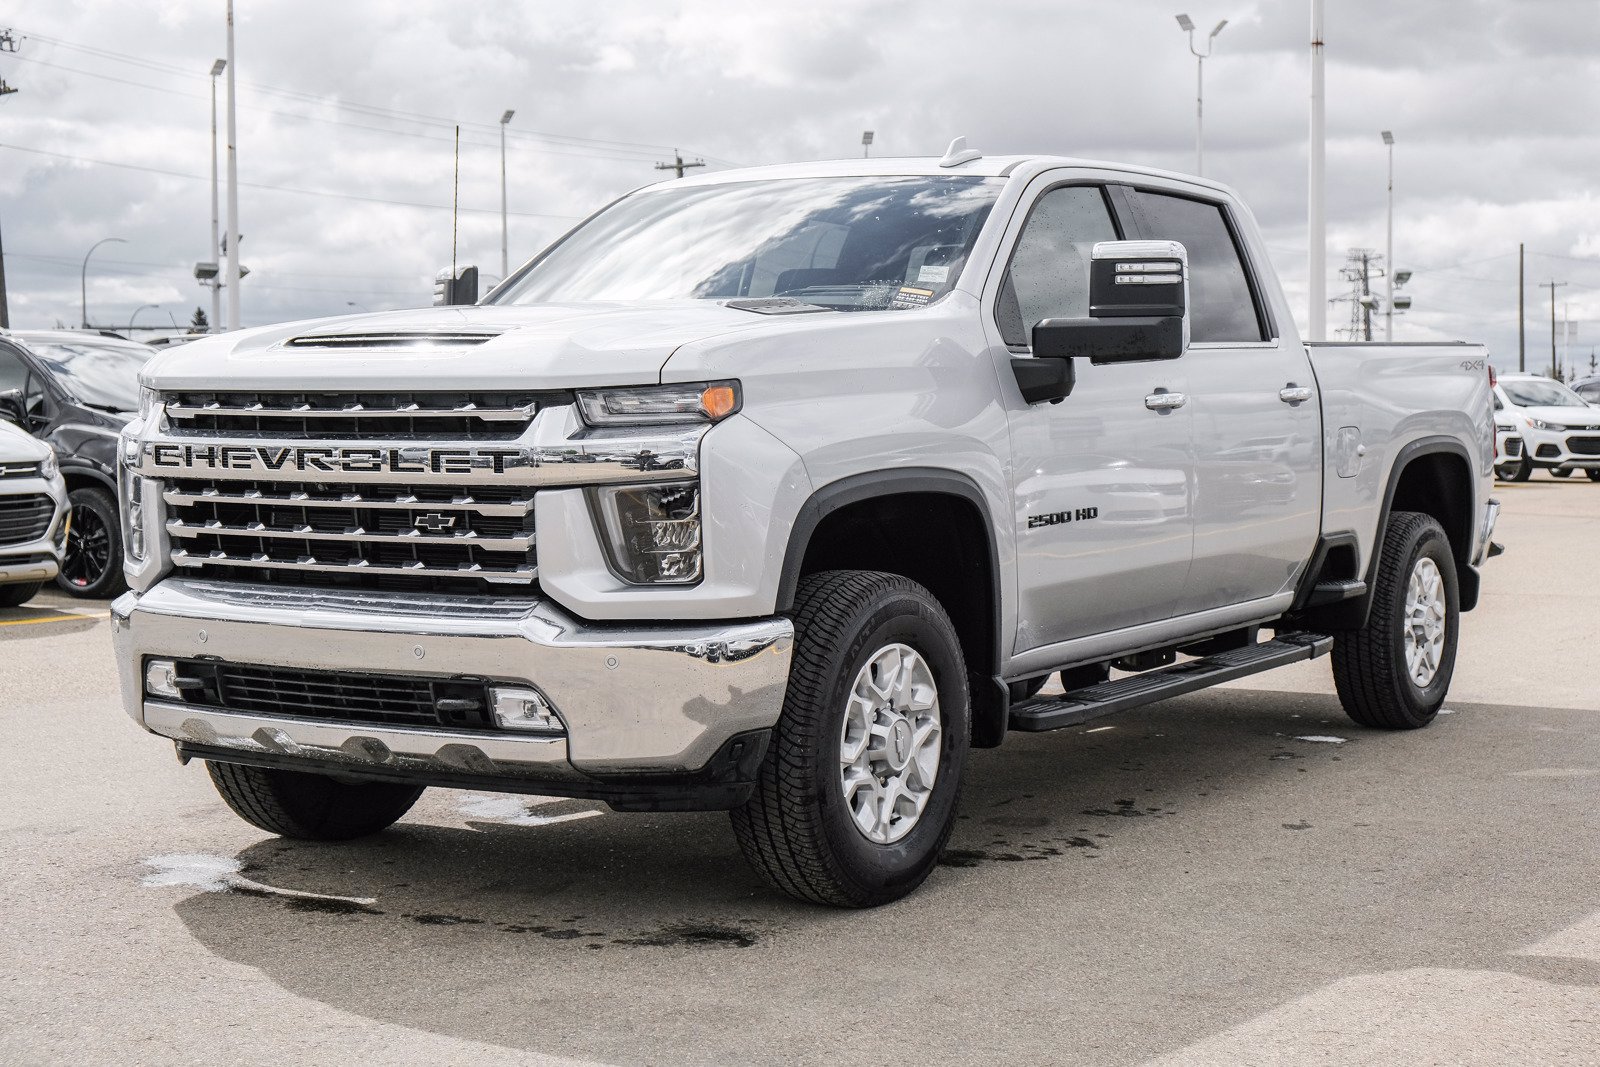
(414, 512), (457, 533)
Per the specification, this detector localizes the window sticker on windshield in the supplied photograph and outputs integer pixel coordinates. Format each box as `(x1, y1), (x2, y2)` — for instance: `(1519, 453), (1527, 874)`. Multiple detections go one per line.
(917, 265), (949, 284)
(890, 286), (935, 310)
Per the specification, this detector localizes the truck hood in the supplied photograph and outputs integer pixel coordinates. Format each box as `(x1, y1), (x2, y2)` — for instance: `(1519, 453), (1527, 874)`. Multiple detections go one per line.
(140, 303), (781, 392)
(1515, 405), (1600, 428)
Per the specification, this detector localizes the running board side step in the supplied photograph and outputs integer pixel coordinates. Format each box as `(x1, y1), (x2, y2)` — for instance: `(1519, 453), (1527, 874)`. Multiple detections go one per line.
(1008, 632), (1333, 733)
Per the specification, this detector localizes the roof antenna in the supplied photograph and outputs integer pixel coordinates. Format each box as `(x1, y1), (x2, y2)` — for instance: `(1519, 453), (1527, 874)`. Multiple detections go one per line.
(938, 136), (982, 168)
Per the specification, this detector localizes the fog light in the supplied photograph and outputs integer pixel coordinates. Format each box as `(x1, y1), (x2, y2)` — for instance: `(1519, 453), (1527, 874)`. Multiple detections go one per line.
(145, 659), (181, 700)
(590, 481), (702, 584)
(490, 686), (564, 734)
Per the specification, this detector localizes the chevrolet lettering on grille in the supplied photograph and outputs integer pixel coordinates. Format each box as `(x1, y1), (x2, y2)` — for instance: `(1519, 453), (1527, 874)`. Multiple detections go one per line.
(146, 443), (525, 476)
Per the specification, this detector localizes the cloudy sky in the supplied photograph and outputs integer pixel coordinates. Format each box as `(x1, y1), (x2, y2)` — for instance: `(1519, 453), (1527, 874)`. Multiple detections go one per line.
(3, 0), (1599, 375)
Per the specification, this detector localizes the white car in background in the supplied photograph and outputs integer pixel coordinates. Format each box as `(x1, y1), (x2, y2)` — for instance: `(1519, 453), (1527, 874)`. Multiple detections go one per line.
(0, 420), (69, 607)
(1493, 373), (1600, 482)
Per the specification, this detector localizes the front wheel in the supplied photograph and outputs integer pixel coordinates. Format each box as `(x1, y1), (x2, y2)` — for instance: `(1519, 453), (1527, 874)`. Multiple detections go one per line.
(207, 761), (424, 840)
(730, 570), (969, 907)
(1331, 512), (1459, 729)
(0, 581), (43, 608)
(57, 487), (126, 598)
(1588, 469), (1600, 482)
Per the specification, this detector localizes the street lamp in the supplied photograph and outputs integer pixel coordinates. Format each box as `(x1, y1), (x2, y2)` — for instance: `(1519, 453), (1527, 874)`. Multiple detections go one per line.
(500, 109), (515, 280)
(80, 237), (127, 329)
(862, 130), (874, 158)
(1175, 13), (1228, 176)
(208, 58), (226, 334)
(1382, 130), (1395, 341)
(129, 304), (159, 334)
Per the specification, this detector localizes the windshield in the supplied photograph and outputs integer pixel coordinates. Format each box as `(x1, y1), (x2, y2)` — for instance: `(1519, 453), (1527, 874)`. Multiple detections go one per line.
(22, 339), (152, 412)
(1501, 379), (1589, 408)
(491, 176), (1003, 312)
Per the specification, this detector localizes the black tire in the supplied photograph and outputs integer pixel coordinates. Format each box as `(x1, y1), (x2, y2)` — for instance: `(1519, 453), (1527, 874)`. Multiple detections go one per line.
(730, 570), (970, 907)
(57, 487), (125, 598)
(1552, 467), (1572, 478)
(0, 581), (43, 607)
(1331, 512), (1459, 730)
(1588, 470), (1600, 482)
(206, 761), (424, 840)
(1496, 456), (1531, 482)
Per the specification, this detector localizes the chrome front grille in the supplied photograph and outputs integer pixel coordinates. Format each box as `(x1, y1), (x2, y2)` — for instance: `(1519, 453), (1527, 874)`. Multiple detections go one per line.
(162, 390), (557, 440)
(163, 478), (536, 591)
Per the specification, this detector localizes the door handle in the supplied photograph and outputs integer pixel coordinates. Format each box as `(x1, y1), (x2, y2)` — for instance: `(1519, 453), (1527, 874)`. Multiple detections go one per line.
(1144, 391), (1188, 411)
(1279, 385), (1313, 404)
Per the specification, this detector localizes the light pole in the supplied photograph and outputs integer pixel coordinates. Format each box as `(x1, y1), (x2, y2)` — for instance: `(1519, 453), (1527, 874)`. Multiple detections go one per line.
(1382, 130), (1394, 342)
(862, 130), (874, 158)
(224, 0), (241, 331)
(80, 237), (126, 329)
(209, 58), (225, 334)
(1308, 0), (1326, 342)
(129, 304), (159, 334)
(1175, 13), (1227, 176)
(346, 301), (368, 312)
(500, 109), (514, 281)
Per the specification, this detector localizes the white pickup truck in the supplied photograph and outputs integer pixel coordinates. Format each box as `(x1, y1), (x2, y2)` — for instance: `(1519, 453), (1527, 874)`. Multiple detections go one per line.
(113, 146), (1500, 906)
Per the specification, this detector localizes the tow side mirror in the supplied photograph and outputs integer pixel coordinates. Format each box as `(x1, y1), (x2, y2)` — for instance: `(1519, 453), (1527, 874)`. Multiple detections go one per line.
(1033, 240), (1190, 366)
(0, 389), (23, 426)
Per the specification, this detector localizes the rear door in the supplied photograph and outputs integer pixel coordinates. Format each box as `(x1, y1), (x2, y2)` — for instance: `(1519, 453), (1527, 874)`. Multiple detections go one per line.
(1119, 187), (1321, 613)
(987, 178), (1195, 652)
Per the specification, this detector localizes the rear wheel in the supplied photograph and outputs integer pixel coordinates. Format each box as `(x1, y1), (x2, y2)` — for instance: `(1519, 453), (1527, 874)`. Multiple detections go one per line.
(57, 487), (125, 598)
(206, 761), (424, 840)
(0, 581), (43, 608)
(1588, 470), (1600, 482)
(1332, 512), (1459, 730)
(1552, 468), (1572, 478)
(730, 570), (969, 907)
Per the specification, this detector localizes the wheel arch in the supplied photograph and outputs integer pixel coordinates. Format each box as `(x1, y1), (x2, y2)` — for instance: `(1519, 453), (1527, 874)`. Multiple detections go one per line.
(775, 469), (1009, 748)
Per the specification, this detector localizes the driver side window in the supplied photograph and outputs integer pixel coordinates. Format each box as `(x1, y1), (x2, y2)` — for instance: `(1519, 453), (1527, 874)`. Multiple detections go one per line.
(996, 185), (1118, 348)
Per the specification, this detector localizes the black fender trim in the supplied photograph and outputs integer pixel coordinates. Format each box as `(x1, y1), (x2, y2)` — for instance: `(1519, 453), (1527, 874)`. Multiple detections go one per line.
(59, 461), (116, 494)
(1305, 436), (1478, 631)
(774, 467), (1010, 747)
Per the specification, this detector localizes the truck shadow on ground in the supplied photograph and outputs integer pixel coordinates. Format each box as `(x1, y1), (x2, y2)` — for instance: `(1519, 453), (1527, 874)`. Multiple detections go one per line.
(164, 686), (1598, 1066)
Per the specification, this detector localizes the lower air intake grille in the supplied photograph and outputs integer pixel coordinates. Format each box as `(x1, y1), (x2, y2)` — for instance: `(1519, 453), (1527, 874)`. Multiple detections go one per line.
(1565, 436), (1600, 456)
(164, 659), (496, 731)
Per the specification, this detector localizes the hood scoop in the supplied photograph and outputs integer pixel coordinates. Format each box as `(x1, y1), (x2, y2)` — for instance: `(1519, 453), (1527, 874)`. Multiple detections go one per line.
(284, 329), (504, 350)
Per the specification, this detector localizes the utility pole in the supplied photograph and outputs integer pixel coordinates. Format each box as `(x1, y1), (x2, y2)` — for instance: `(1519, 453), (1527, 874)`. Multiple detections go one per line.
(209, 58), (225, 333)
(654, 150), (705, 179)
(1517, 242), (1526, 372)
(1359, 251), (1373, 341)
(0, 27), (22, 99)
(499, 109), (514, 281)
(1382, 130), (1395, 342)
(224, 0), (241, 331)
(1541, 280), (1567, 379)
(1307, 0), (1326, 342)
(451, 125), (460, 285)
(0, 214), (9, 329)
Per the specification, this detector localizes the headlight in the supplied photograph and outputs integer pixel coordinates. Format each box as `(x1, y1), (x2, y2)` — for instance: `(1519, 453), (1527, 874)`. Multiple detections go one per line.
(1527, 417), (1552, 430)
(39, 449), (59, 480)
(118, 427), (147, 564)
(589, 481), (702, 584)
(137, 384), (159, 423)
(576, 381), (740, 427)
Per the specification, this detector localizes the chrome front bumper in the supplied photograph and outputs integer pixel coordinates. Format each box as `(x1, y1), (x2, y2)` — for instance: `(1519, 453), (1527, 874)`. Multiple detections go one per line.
(112, 579), (793, 800)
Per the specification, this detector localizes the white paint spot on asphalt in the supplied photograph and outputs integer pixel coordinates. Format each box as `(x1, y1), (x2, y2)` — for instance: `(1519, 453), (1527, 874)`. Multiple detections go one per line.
(457, 794), (605, 827)
(1439, 707), (1457, 714)
(141, 853), (377, 905)
(1294, 735), (1349, 744)
(1083, 726), (1115, 734)
(1509, 768), (1598, 779)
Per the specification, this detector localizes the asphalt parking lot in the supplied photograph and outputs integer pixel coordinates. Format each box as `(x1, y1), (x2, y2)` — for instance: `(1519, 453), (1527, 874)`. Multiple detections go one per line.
(3, 479), (1597, 1066)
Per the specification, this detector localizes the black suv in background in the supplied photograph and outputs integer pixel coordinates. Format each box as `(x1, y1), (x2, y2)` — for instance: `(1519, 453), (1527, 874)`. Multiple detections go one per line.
(0, 331), (156, 597)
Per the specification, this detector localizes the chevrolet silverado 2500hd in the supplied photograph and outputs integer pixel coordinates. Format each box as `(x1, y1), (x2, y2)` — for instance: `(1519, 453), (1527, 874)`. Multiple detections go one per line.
(113, 147), (1499, 906)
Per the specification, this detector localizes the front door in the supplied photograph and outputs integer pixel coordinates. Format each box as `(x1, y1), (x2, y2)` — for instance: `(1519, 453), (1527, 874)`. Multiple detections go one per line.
(991, 181), (1196, 653)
